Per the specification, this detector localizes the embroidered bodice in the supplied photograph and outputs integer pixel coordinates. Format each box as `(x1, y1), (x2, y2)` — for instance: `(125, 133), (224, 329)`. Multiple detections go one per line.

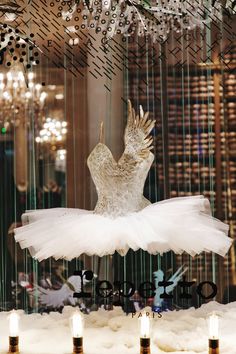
(87, 100), (155, 217)
(87, 143), (154, 216)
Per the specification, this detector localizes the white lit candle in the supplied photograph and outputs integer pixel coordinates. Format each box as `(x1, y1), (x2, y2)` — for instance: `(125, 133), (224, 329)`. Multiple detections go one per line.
(140, 314), (150, 339)
(71, 311), (83, 338)
(71, 311), (84, 354)
(208, 313), (219, 354)
(8, 310), (20, 353)
(209, 313), (219, 340)
(139, 314), (151, 354)
(9, 311), (20, 337)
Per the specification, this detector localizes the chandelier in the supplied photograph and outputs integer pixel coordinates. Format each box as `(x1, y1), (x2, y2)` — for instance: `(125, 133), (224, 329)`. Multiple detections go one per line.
(0, 71), (46, 103)
(0, 70), (47, 134)
(35, 118), (67, 144)
(62, 0), (228, 42)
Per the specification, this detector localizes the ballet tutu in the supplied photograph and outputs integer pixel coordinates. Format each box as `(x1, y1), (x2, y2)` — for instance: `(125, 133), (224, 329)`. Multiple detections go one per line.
(14, 195), (232, 261)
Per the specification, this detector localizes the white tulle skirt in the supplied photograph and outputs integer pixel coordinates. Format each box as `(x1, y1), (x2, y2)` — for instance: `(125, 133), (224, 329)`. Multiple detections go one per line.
(14, 196), (232, 261)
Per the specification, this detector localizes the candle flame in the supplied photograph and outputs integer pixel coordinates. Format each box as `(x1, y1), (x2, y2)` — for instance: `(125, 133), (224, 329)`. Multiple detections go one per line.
(140, 314), (150, 338)
(209, 313), (219, 339)
(9, 310), (20, 337)
(71, 311), (83, 338)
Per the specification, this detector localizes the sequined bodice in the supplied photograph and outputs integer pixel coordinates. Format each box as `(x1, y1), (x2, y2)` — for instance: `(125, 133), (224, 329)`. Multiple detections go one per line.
(87, 143), (154, 217)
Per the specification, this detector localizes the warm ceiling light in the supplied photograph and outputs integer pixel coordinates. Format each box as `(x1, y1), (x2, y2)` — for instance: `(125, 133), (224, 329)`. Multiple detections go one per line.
(48, 85), (56, 90)
(55, 93), (64, 100)
(28, 72), (34, 80)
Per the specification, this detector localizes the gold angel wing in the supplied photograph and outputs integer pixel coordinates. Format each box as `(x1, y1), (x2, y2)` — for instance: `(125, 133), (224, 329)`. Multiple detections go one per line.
(104, 155), (139, 178)
(124, 100), (155, 158)
(100, 100), (155, 178)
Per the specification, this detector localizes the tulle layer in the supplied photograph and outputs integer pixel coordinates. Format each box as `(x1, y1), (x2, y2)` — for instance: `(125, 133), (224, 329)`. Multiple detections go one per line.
(14, 196), (232, 261)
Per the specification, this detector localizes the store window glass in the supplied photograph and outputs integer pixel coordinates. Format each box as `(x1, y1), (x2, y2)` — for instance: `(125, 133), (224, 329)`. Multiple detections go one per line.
(0, 0), (235, 317)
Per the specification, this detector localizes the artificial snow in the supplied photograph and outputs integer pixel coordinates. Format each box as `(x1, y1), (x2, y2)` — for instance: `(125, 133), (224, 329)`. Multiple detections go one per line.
(0, 301), (235, 353)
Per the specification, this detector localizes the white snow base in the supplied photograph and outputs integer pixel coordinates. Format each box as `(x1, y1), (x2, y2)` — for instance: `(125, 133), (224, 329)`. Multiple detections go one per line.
(0, 301), (235, 354)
